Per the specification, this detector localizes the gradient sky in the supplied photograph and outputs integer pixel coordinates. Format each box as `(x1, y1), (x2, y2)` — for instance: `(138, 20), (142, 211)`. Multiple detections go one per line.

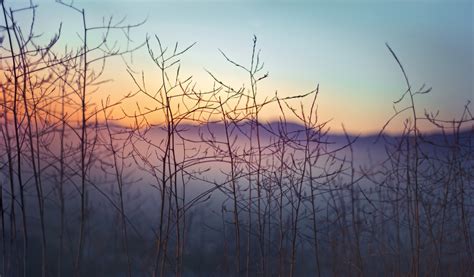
(17, 0), (474, 134)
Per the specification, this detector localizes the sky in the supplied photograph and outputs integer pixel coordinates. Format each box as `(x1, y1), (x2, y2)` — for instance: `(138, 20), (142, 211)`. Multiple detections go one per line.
(11, 0), (474, 134)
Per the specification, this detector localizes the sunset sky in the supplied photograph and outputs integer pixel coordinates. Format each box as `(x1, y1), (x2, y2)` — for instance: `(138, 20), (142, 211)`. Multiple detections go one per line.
(18, 0), (474, 134)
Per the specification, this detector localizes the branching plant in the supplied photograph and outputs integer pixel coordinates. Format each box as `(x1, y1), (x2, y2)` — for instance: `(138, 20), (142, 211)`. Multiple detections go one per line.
(0, 2), (472, 276)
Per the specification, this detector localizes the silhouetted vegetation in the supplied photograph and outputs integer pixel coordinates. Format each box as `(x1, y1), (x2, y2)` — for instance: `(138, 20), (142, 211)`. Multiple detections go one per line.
(0, 1), (472, 276)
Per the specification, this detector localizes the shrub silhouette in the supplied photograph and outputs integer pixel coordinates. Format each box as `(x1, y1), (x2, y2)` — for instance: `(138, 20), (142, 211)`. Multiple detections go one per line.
(0, 1), (472, 276)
